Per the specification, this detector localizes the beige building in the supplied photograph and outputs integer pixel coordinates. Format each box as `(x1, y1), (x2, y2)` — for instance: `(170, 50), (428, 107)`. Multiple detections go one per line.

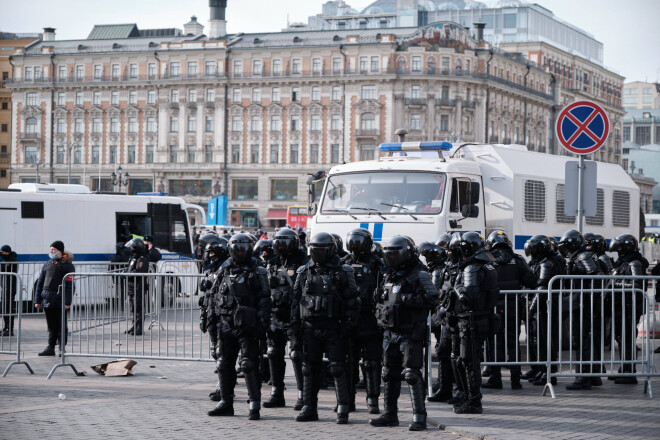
(623, 81), (660, 110)
(0, 32), (41, 188)
(6, 2), (620, 228)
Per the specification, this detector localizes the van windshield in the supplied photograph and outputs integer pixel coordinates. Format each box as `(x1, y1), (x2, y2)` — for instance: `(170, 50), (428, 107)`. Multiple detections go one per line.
(320, 172), (446, 215)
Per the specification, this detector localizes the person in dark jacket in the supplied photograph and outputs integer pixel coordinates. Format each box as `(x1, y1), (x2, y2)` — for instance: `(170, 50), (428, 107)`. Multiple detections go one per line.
(610, 234), (649, 384)
(483, 231), (537, 390)
(34, 241), (75, 356)
(1, 245), (19, 336)
(144, 235), (162, 264)
(125, 238), (150, 336)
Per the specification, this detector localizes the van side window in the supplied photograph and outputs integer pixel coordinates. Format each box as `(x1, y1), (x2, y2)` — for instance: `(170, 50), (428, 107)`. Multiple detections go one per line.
(449, 179), (471, 213)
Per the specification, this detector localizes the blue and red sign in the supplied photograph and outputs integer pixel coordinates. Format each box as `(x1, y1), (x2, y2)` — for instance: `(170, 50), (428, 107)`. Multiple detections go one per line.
(555, 101), (610, 155)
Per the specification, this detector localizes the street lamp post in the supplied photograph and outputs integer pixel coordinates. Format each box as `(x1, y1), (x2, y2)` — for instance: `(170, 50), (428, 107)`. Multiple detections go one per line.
(111, 166), (130, 192)
(67, 142), (78, 184)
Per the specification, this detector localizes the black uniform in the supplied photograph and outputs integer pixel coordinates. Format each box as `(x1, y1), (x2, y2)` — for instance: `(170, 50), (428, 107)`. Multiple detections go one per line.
(526, 237), (566, 386)
(483, 246), (537, 389)
(0, 249), (18, 335)
(291, 248), (359, 424)
(126, 244), (149, 336)
(561, 233), (604, 390)
(263, 249), (309, 409)
(371, 237), (438, 431)
(610, 234), (649, 384)
(342, 251), (385, 414)
(207, 255), (271, 419)
(450, 233), (499, 415)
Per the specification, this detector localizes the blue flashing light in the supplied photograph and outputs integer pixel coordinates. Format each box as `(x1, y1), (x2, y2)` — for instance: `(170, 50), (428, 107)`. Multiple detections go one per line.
(378, 141), (453, 152)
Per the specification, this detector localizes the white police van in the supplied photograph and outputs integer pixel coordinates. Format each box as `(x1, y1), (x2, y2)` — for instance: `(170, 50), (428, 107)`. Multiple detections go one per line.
(0, 183), (204, 306)
(309, 142), (639, 249)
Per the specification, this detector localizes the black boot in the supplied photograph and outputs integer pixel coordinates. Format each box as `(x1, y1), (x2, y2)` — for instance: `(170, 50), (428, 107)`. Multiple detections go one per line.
(370, 380), (400, 427)
(248, 400), (261, 420)
(262, 387), (285, 408)
(291, 356), (305, 410)
(263, 354), (286, 408)
(124, 326), (134, 334)
(455, 361), (483, 414)
(566, 376), (592, 390)
(296, 373), (319, 422)
(208, 366), (236, 416)
(243, 362), (262, 415)
(365, 362), (381, 414)
(521, 367), (540, 380)
(39, 345), (56, 356)
(532, 373), (557, 386)
(428, 359), (453, 402)
(333, 366), (351, 424)
(208, 399), (234, 416)
(293, 390), (304, 411)
(133, 322), (143, 336)
(481, 368), (503, 389)
(511, 368), (523, 390)
(408, 375), (427, 431)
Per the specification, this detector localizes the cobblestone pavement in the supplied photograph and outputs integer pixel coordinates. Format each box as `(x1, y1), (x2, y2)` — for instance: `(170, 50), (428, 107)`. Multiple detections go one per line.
(1, 315), (659, 439)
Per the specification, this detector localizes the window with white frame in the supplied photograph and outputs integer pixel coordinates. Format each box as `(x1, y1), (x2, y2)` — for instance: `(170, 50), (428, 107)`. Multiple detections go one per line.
(170, 62), (181, 77)
(57, 118), (65, 133)
(187, 61), (198, 77)
(205, 61), (216, 76)
(111, 91), (119, 105)
(412, 56), (421, 72)
(129, 63), (138, 78)
(25, 67), (32, 80)
(171, 89), (179, 102)
(111, 64), (120, 79)
(310, 144), (319, 163)
(146, 145), (154, 163)
(25, 117), (38, 134)
(147, 90), (155, 105)
(272, 87), (280, 102)
(252, 88), (261, 102)
(411, 85), (421, 99)
(170, 116), (178, 132)
(187, 145), (195, 163)
(205, 115), (214, 132)
(74, 118), (83, 133)
(73, 146), (81, 164)
(252, 60), (262, 76)
(128, 145), (136, 163)
(75, 92), (83, 106)
(332, 86), (341, 101)
(292, 87), (300, 102)
(26, 92), (38, 106)
(233, 60), (242, 76)
(92, 146), (100, 164)
(92, 118), (101, 133)
(312, 58), (321, 74)
(129, 90), (137, 105)
(332, 57), (341, 74)
(250, 144), (259, 163)
(205, 145), (213, 162)
(24, 145), (37, 163)
(290, 145), (299, 163)
(110, 146), (117, 164)
(206, 88), (215, 102)
(58, 66), (66, 80)
(290, 115), (300, 131)
(76, 65), (84, 79)
(93, 65), (102, 79)
(410, 114), (421, 130)
(110, 117), (119, 133)
(232, 88), (241, 102)
(360, 57), (368, 73)
(57, 92), (65, 106)
(331, 144), (340, 163)
(231, 115), (241, 132)
(270, 145), (279, 163)
(331, 114), (341, 131)
(148, 63), (156, 78)
(187, 115), (196, 132)
(440, 114), (449, 131)
(146, 117), (155, 133)
(270, 114), (281, 131)
(128, 117), (137, 133)
(359, 145), (375, 161)
(310, 114), (321, 131)
(231, 145), (240, 163)
(93, 91), (101, 105)
(361, 113), (375, 131)
(361, 85), (376, 100)
(371, 56), (379, 72)
(188, 88), (197, 103)
(34, 66), (42, 79)
(169, 145), (178, 162)
(312, 86), (320, 102)
(250, 115), (261, 131)
(292, 59), (301, 74)
(272, 59), (281, 75)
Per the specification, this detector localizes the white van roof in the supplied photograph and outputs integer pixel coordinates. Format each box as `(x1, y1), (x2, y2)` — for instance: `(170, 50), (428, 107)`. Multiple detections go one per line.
(8, 183), (92, 194)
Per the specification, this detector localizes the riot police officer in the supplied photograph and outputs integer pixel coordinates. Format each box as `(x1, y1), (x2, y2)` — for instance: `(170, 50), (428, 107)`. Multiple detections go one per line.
(558, 230), (604, 391)
(262, 228), (309, 410)
(254, 239), (276, 267)
(291, 232), (359, 424)
(207, 234), (271, 420)
(331, 233), (348, 259)
(524, 234), (565, 386)
(196, 231), (220, 270)
(610, 234), (649, 384)
(450, 232), (499, 414)
(426, 233), (456, 402)
(199, 238), (229, 401)
(584, 233), (614, 274)
(483, 231), (537, 390)
(125, 238), (150, 336)
(370, 236), (438, 431)
(342, 228), (385, 414)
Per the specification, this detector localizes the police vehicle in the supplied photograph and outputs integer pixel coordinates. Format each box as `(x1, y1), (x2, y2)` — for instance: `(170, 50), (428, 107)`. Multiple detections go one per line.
(0, 183), (204, 306)
(309, 142), (639, 250)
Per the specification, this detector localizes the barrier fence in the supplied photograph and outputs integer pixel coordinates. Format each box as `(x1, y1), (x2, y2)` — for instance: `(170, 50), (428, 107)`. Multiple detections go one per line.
(46, 272), (208, 379)
(0, 272), (33, 376)
(2, 268), (659, 400)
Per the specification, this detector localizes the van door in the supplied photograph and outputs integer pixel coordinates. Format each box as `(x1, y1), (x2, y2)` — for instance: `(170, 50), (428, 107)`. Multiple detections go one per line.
(0, 207), (18, 250)
(447, 176), (485, 235)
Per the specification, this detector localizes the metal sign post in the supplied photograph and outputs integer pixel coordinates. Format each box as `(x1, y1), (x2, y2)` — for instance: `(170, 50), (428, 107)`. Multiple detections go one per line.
(556, 100), (610, 233)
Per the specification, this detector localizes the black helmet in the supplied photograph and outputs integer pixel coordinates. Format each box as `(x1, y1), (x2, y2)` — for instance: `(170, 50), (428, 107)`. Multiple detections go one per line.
(331, 233), (344, 252)
(228, 233), (254, 264)
(297, 230), (307, 245)
(200, 231), (221, 245)
(115, 242), (126, 250)
(126, 238), (146, 255)
(273, 228), (300, 258)
(558, 230), (584, 257)
(248, 234), (259, 245)
(436, 233), (452, 250)
(609, 233), (638, 256)
(524, 234), (551, 259)
(309, 232), (337, 265)
(143, 235), (154, 243)
(346, 228), (373, 257)
(548, 236), (559, 252)
(448, 232), (463, 263)
(206, 238), (229, 263)
(254, 239), (274, 258)
(383, 235), (417, 271)
(486, 230), (511, 250)
(418, 241), (441, 265)
(459, 232), (484, 259)
(584, 233), (606, 254)
(371, 242), (384, 258)
(220, 233), (232, 241)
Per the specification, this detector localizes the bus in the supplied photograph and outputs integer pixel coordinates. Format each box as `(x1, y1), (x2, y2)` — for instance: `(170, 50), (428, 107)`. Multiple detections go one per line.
(0, 183), (203, 305)
(287, 205), (310, 230)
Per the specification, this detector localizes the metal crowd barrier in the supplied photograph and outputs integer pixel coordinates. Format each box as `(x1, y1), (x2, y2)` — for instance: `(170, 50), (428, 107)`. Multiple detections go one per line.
(47, 272), (208, 379)
(543, 275), (660, 399)
(0, 272), (34, 376)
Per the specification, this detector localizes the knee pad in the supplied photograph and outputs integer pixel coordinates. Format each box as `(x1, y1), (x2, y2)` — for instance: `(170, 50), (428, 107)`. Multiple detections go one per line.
(289, 350), (302, 362)
(240, 358), (256, 373)
(382, 367), (398, 383)
(302, 362), (313, 377)
(217, 356), (230, 372)
(267, 346), (284, 359)
(363, 360), (379, 373)
(403, 368), (421, 385)
(329, 362), (345, 378)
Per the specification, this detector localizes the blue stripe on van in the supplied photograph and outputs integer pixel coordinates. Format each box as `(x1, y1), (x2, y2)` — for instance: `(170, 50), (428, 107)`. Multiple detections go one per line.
(373, 223), (383, 242)
(360, 223), (369, 230)
(514, 235), (562, 250)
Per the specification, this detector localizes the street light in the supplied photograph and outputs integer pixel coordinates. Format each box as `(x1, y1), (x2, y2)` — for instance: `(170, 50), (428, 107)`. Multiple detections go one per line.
(67, 143), (78, 184)
(111, 165), (130, 192)
(34, 161), (43, 183)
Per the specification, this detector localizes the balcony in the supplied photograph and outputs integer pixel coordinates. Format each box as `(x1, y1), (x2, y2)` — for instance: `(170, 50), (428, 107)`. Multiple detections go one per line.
(488, 135), (499, 143)
(463, 100), (477, 109)
(355, 129), (379, 138)
(404, 98), (427, 106)
(435, 98), (454, 107)
(19, 132), (41, 142)
(0, 152), (9, 163)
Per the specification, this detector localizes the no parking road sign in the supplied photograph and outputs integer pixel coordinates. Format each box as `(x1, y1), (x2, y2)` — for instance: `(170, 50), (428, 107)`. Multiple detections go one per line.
(555, 100), (610, 155)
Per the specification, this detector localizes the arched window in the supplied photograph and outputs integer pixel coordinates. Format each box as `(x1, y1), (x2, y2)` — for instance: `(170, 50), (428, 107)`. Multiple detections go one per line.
(26, 118), (38, 134)
(360, 113), (375, 131)
(397, 57), (406, 74)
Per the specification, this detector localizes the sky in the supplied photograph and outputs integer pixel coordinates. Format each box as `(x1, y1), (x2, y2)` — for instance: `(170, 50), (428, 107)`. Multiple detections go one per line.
(1, 0), (658, 83)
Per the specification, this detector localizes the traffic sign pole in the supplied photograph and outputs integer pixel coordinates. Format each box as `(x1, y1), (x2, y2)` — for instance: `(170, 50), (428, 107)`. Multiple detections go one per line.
(577, 155), (584, 233)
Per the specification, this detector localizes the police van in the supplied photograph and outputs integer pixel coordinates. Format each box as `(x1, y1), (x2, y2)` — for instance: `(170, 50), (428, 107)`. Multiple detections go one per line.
(0, 183), (204, 306)
(309, 142), (639, 250)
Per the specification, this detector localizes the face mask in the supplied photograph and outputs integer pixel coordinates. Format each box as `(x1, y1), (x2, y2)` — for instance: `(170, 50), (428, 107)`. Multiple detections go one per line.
(49, 252), (58, 260)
